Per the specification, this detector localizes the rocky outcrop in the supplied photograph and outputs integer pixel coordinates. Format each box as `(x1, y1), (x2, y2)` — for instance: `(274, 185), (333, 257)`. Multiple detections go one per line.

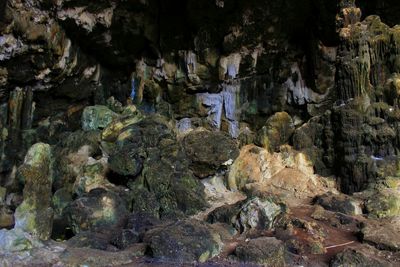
(2, 0), (400, 266)
(14, 143), (53, 240)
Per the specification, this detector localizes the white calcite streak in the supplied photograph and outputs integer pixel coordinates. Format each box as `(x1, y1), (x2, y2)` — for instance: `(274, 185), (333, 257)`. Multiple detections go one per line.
(197, 82), (240, 138)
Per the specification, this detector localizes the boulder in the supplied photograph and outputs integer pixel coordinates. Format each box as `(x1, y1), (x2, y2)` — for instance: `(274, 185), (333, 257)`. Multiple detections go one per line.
(108, 143), (145, 177)
(235, 237), (286, 266)
(101, 112), (143, 142)
(111, 229), (140, 250)
(360, 220), (400, 251)
(330, 248), (387, 267)
(256, 111), (295, 152)
(208, 197), (283, 233)
(365, 188), (400, 218)
(104, 115), (173, 177)
(108, 116), (208, 218)
(64, 188), (128, 234)
(314, 192), (363, 216)
(14, 143), (53, 240)
(126, 212), (161, 237)
(52, 130), (101, 190)
(228, 145), (322, 198)
(73, 158), (115, 196)
(111, 212), (161, 249)
(228, 145), (285, 191)
(135, 142), (208, 218)
(144, 220), (223, 263)
(66, 231), (114, 250)
(0, 228), (43, 252)
(0, 205), (14, 229)
(183, 130), (239, 178)
(82, 105), (118, 131)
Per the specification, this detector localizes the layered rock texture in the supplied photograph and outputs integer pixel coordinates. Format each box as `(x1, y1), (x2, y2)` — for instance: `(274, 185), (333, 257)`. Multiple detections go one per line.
(2, 0), (400, 266)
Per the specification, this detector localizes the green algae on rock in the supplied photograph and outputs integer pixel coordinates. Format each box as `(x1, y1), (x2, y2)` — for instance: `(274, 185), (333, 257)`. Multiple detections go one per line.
(14, 143), (53, 240)
(82, 105), (119, 131)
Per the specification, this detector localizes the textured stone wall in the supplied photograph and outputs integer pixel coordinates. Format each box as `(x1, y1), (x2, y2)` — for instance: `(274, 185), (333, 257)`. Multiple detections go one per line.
(1, 0), (400, 193)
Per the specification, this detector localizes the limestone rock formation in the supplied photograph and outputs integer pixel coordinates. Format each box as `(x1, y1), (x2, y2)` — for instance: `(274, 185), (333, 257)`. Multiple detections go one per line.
(2, 0), (400, 266)
(14, 143), (53, 240)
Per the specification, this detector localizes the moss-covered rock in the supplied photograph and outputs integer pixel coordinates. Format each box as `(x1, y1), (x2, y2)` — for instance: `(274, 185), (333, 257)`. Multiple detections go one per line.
(52, 130), (101, 190)
(365, 188), (400, 218)
(256, 111), (295, 152)
(82, 105), (118, 131)
(14, 143), (53, 240)
(103, 116), (208, 218)
(129, 186), (161, 217)
(73, 159), (115, 196)
(330, 248), (387, 267)
(234, 237), (286, 266)
(183, 130), (239, 178)
(136, 141), (208, 218)
(144, 220), (223, 263)
(314, 192), (363, 216)
(101, 112), (143, 143)
(108, 144), (145, 177)
(360, 219), (400, 251)
(64, 188), (128, 234)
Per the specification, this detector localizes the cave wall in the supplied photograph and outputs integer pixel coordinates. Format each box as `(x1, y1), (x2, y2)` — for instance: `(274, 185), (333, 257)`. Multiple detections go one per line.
(1, 0), (400, 193)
